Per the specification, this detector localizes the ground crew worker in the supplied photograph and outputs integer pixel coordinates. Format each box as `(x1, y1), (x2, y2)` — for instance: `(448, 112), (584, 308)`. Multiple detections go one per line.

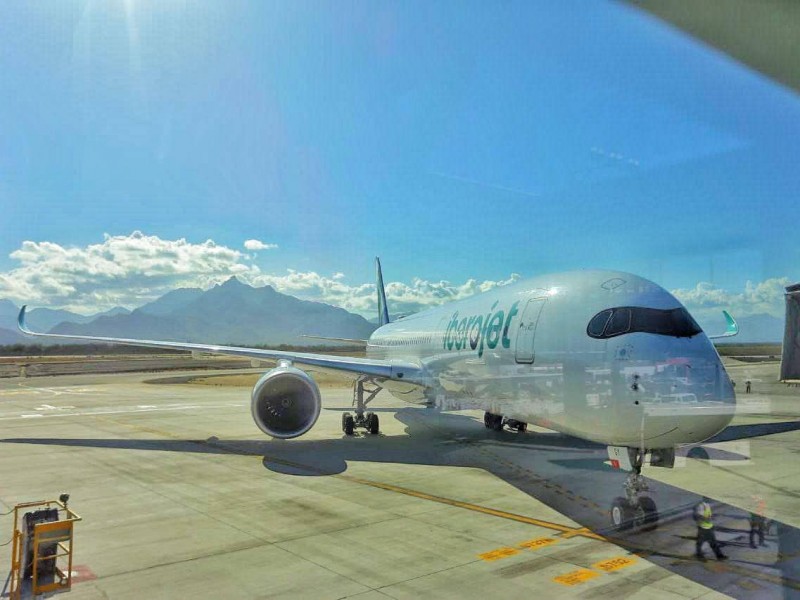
(745, 379), (752, 394)
(750, 495), (767, 548)
(695, 497), (727, 560)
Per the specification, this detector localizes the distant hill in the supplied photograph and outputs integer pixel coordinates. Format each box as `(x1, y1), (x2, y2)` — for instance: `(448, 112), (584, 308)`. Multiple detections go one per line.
(0, 327), (25, 345)
(0, 300), (131, 344)
(0, 301), (88, 335)
(715, 313), (785, 344)
(52, 277), (377, 346)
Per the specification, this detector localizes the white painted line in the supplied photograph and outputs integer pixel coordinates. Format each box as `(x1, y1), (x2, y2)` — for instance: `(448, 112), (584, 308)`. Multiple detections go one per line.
(0, 403), (246, 422)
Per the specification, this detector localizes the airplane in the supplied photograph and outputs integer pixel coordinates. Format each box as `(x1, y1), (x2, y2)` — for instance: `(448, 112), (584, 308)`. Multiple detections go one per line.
(17, 258), (739, 532)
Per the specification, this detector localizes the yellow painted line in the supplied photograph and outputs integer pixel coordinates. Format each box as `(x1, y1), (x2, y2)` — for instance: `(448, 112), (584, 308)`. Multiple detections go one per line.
(559, 526), (605, 541)
(593, 556), (637, 572)
(518, 537), (558, 551)
(338, 473), (607, 541)
(553, 568), (600, 586)
(478, 547), (520, 562)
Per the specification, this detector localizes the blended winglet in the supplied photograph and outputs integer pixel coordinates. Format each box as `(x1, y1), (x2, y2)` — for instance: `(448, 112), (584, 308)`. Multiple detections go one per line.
(18, 305), (33, 335)
(708, 310), (738, 340)
(375, 257), (390, 327)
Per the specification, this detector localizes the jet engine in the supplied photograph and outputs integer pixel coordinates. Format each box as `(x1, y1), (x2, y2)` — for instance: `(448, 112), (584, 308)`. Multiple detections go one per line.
(251, 363), (322, 439)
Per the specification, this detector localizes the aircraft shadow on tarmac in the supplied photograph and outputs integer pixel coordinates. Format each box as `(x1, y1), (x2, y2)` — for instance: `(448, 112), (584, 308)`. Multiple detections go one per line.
(4, 408), (800, 599)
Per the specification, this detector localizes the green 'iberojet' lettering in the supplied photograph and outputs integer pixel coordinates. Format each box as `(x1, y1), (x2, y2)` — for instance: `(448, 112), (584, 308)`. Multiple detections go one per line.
(443, 300), (520, 357)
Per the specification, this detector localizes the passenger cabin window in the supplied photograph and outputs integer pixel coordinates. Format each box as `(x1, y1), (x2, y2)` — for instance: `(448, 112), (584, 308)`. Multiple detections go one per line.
(587, 307), (701, 339)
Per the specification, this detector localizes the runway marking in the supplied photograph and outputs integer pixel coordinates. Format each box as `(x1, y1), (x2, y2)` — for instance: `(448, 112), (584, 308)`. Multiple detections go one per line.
(553, 568), (599, 586)
(593, 556), (637, 572)
(0, 403), (246, 422)
(478, 547), (519, 561)
(560, 527), (595, 539)
(518, 537), (558, 551)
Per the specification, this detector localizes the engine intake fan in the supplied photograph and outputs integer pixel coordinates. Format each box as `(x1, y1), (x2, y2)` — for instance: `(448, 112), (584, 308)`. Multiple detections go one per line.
(251, 364), (322, 439)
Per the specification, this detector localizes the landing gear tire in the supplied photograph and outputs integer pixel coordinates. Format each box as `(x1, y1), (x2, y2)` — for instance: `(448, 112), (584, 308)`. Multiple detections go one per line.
(609, 448), (661, 532)
(343, 414), (355, 436)
(367, 412), (380, 435)
(638, 496), (659, 531)
(611, 497), (634, 531)
(506, 419), (527, 433)
(483, 412), (504, 431)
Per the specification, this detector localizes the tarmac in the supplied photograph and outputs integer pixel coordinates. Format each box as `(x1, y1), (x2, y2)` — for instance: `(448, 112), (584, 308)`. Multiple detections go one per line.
(0, 357), (797, 599)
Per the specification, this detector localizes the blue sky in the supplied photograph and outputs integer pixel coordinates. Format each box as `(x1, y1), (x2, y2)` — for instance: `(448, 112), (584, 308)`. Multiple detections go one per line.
(0, 1), (798, 320)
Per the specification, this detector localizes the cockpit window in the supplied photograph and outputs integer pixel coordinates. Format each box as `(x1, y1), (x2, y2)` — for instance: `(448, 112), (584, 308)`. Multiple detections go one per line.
(587, 309), (612, 337)
(605, 308), (631, 336)
(587, 306), (702, 339)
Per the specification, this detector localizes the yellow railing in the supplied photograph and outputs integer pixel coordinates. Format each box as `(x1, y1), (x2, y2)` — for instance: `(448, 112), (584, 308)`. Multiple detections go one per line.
(8, 499), (81, 600)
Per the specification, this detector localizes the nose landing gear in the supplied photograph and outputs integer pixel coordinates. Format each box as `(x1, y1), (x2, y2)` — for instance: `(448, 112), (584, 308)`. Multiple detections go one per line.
(610, 449), (659, 532)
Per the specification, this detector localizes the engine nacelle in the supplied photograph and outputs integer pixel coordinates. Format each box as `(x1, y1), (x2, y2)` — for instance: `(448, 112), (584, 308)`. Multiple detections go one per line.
(251, 364), (322, 439)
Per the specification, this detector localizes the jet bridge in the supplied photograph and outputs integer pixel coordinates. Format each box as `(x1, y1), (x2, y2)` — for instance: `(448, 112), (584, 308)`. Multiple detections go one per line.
(781, 282), (800, 384)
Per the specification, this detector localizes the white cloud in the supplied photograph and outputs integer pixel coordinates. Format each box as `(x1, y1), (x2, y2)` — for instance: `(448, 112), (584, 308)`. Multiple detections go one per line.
(4, 231), (792, 324)
(0, 231), (520, 316)
(249, 270), (521, 315)
(244, 239), (278, 251)
(0, 232), (260, 313)
(672, 277), (791, 318)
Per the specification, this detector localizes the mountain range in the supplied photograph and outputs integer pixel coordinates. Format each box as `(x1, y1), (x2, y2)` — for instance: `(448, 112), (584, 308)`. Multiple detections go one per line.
(0, 281), (787, 346)
(0, 300), (132, 345)
(30, 277), (375, 346)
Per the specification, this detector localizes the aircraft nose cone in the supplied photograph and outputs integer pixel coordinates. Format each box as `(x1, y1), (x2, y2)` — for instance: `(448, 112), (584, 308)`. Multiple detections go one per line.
(609, 337), (736, 447)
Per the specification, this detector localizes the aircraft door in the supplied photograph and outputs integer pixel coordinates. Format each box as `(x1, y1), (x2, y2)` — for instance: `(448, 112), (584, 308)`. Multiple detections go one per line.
(515, 297), (547, 364)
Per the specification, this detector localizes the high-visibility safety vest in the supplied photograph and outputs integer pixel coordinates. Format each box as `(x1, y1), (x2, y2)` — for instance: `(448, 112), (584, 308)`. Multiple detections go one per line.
(696, 502), (713, 529)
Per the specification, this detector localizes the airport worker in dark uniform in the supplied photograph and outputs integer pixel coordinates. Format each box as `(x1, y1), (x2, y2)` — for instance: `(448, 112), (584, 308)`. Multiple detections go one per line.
(750, 495), (767, 548)
(695, 497), (727, 560)
(745, 379), (752, 394)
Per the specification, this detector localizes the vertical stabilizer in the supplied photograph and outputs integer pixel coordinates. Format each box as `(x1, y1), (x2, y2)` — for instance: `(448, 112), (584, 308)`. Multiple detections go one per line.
(375, 257), (390, 326)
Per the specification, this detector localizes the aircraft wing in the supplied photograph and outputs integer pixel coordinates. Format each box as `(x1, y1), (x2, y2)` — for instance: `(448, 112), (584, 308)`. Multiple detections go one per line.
(17, 306), (423, 384)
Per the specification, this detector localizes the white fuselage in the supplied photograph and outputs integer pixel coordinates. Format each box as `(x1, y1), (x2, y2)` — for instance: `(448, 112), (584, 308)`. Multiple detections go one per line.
(366, 270), (736, 449)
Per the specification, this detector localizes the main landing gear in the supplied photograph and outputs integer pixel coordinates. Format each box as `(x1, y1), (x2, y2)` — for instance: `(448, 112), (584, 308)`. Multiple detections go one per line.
(483, 412), (527, 433)
(610, 448), (659, 532)
(342, 379), (381, 435)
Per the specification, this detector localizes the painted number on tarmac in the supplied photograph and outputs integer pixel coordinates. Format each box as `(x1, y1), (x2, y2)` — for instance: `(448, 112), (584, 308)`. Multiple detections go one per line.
(478, 547), (519, 562)
(593, 556), (637, 572)
(553, 569), (599, 586)
(518, 537), (558, 551)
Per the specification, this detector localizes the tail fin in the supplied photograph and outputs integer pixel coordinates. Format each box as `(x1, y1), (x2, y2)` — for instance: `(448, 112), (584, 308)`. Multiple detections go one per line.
(375, 257), (390, 326)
